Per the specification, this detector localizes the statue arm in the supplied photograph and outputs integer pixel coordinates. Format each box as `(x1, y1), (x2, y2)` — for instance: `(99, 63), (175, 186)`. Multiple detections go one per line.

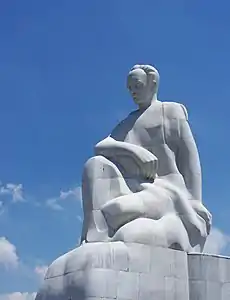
(95, 136), (158, 179)
(176, 106), (202, 202)
(95, 136), (138, 157)
(172, 104), (211, 234)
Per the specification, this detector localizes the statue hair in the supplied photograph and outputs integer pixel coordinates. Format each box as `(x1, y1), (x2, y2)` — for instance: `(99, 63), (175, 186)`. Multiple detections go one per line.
(130, 64), (160, 91)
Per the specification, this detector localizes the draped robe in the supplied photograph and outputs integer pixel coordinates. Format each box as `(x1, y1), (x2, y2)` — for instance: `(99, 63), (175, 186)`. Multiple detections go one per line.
(81, 101), (211, 252)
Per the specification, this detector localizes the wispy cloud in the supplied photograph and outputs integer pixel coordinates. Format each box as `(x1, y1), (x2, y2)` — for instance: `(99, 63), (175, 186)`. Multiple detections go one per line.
(0, 182), (82, 212)
(0, 201), (4, 215)
(0, 237), (19, 269)
(204, 227), (230, 255)
(60, 186), (82, 204)
(46, 186), (82, 211)
(46, 198), (63, 211)
(34, 265), (48, 282)
(76, 215), (83, 223)
(0, 237), (48, 299)
(0, 183), (24, 203)
(0, 293), (36, 300)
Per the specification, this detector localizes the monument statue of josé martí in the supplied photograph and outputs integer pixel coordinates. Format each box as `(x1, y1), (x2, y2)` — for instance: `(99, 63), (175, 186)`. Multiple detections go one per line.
(81, 64), (211, 251)
(37, 65), (230, 300)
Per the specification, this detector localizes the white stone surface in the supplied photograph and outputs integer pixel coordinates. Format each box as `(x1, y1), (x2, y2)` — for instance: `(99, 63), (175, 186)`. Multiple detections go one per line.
(36, 246), (230, 300)
(36, 242), (189, 300)
(188, 253), (230, 300)
(81, 64), (211, 252)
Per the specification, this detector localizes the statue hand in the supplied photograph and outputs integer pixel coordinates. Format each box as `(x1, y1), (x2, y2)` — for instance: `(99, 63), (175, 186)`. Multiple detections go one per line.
(133, 148), (158, 180)
(191, 201), (212, 235)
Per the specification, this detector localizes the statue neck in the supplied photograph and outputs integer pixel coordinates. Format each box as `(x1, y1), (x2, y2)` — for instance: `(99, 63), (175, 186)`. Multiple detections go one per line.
(150, 93), (158, 103)
(138, 94), (158, 110)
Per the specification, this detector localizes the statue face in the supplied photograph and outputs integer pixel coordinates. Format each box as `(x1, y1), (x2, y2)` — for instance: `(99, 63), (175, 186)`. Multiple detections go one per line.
(127, 68), (151, 107)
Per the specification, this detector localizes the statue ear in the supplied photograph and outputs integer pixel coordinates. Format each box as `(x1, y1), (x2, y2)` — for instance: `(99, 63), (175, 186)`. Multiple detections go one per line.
(148, 72), (157, 84)
(147, 72), (157, 91)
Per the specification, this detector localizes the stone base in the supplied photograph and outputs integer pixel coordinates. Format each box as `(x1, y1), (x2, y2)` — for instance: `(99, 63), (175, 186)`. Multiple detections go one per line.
(188, 253), (230, 299)
(36, 242), (230, 300)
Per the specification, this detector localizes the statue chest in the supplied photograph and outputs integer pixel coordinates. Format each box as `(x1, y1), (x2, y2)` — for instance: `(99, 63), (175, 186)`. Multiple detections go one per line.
(113, 103), (165, 148)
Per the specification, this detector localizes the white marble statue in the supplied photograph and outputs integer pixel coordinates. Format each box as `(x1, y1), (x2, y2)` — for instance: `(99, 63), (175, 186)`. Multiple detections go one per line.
(81, 64), (212, 252)
(35, 65), (214, 300)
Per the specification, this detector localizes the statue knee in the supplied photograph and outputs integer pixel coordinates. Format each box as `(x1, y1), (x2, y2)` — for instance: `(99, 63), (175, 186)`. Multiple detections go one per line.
(83, 155), (123, 180)
(83, 155), (109, 176)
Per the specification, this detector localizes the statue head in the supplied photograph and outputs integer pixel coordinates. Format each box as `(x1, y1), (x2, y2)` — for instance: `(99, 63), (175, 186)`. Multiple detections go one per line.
(127, 64), (160, 108)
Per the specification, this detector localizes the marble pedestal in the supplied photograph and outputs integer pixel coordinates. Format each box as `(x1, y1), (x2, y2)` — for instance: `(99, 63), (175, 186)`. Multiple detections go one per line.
(188, 253), (230, 299)
(36, 242), (230, 300)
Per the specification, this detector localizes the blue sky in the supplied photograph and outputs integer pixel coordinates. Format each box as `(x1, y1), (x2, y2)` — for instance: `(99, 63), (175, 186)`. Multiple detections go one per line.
(1, 0), (230, 297)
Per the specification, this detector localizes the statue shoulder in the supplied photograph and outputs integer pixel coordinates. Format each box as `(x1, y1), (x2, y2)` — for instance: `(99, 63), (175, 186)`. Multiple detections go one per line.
(162, 101), (188, 121)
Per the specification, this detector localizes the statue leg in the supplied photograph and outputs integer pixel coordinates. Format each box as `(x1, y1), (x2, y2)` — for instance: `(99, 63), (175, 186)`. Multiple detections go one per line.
(111, 214), (191, 252)
(81, 155), (132, 243)
(101, 175), (208, 251)
(100, 189), (195, 251)
(100, 184), (175, 231)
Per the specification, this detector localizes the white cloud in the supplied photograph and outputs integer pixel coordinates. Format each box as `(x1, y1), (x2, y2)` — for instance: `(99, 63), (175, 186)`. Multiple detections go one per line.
(0, 238), (47, 295)
(0, 293), (36, 300)
(0, 183), (24, 203)
(204, 227), (230, 255)
(0, 201), (4, 215)
(46, 186), (82, 211)
(0, 237), (19, 269)
(34, 265), (48, 281)
(60, 186), (82, 203)
(7, 184), (24, 203)
(46, 198), (63, 211)
(76, 215), (83, 223)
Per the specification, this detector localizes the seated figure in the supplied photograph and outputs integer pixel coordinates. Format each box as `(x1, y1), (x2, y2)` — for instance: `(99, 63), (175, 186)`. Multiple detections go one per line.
(81, 64), (211, 252)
